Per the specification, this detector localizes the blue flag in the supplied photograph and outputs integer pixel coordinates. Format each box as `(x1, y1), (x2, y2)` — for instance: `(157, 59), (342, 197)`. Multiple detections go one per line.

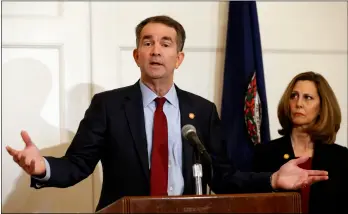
(220, 1), (270, 171)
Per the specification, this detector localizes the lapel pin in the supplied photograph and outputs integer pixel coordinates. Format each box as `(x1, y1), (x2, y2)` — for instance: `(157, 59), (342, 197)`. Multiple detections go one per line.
(189, 113), (195, 119)
(283, 154), (289, 160)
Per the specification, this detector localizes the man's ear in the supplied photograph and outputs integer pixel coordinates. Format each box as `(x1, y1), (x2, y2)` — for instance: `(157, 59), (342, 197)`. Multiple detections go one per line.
(175, 51), (185, 69)
(133, 49), (140, 67)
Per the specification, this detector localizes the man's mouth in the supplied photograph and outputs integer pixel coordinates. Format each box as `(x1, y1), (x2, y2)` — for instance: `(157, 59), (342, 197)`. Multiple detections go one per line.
(150, 62), (162, 66)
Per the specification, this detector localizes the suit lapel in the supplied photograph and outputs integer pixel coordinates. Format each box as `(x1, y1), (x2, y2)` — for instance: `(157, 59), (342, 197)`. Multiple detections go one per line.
(283, 135), (296, 158)
(124, 82), (149, 182)
(275, 136), (296, 166)
(176, 86), (195, 194)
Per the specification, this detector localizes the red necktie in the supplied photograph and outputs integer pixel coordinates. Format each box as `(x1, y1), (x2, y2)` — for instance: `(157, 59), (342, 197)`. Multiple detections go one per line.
(150, 97), (168, 196)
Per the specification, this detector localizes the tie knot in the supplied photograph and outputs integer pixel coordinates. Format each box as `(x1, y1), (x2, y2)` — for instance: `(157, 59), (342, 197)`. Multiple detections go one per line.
(155, 97), (166, 109)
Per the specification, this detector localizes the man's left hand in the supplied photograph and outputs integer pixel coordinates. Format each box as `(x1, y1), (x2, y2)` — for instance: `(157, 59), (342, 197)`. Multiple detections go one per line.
(271, 156), (329, 190)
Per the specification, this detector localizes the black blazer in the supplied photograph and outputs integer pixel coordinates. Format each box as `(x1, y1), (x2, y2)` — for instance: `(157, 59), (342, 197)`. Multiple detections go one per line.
(32, 81), (273, 211)
(253, 135), (348, 214)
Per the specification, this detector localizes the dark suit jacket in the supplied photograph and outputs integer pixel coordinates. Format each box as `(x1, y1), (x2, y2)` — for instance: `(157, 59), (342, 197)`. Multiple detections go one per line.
(32, 81), (273, 211)
(253, 135), (348, 214)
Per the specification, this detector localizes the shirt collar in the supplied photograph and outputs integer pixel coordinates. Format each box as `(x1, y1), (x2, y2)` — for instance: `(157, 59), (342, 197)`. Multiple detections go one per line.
(139, 80), (179, 108)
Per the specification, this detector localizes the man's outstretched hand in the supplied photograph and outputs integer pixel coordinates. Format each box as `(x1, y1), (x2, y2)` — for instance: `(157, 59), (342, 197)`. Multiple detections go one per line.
(272, 156), (328, 190)
(6, 130), (46, 176)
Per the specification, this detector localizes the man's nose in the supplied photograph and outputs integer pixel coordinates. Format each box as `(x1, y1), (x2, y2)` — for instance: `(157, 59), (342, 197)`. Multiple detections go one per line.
(150, 43), (161, 56)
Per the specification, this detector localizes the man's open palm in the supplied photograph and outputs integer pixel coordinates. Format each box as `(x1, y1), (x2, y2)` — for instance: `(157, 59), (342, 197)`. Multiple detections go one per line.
(274, 156), (329, 190)
(6, 130), (46, 176)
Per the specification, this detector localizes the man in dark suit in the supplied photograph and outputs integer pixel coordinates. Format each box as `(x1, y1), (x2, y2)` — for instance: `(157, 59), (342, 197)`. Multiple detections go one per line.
(6, 15), (329, 212)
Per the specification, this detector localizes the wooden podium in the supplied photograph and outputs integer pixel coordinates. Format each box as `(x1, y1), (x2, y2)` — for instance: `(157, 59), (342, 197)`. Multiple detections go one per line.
(97, 192), (301, 213)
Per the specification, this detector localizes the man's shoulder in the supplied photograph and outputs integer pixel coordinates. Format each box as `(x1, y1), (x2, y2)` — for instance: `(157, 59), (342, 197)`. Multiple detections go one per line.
(93, 84), (137, 100)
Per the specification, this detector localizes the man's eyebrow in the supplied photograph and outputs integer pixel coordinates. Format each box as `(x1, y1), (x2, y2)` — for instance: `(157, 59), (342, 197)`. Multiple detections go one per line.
(161, 36), (173, 42)
(141, 35), (153, 40)
(141, 35), (174, 43)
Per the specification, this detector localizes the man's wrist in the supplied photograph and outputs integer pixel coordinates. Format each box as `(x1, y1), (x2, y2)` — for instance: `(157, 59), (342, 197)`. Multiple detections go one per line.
(32, 158), (51, 182)
(271, 172), (278, 190)
(34, 171), (47, 179)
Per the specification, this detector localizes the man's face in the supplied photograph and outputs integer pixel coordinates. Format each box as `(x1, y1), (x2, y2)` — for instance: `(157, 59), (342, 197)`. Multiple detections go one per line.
(133, 23), (184, 81)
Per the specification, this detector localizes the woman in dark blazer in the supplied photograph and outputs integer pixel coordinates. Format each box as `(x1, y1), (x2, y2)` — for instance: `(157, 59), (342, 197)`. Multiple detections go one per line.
(253, 71), (348, 214)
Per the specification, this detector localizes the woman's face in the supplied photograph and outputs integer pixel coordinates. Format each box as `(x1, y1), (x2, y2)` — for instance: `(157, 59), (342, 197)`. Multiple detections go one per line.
(289, 80), (321, 127)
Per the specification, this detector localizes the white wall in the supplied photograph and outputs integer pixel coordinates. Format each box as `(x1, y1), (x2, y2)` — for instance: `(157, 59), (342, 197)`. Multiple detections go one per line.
(1, 1), (347, 213)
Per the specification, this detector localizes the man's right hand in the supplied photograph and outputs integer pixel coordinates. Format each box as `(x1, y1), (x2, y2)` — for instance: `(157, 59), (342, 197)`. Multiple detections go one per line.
(6, 130), (46, 176)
